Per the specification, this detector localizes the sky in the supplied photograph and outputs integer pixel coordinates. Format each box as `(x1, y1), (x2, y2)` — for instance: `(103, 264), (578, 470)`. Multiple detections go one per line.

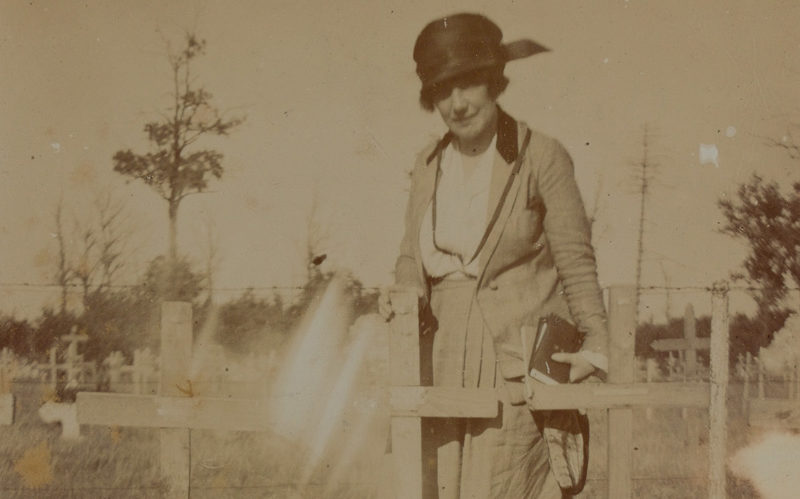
(1, 0), (799, 320)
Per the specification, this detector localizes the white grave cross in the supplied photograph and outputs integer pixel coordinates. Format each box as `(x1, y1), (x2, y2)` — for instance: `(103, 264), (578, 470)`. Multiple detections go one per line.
(60, 327), (90, 383)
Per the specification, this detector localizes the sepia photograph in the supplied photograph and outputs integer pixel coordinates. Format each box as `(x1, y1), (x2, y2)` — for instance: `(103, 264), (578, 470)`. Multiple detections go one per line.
(1, 1), (798, 497)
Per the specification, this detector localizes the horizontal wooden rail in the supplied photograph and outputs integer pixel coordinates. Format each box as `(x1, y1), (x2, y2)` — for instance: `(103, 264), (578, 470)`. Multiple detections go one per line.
(651, 338), (710, 351)
(390, 382), (710, 417)
(390, 387), (498, 417)
(532, 382), (710, 410)
(77, 392), (271, 432)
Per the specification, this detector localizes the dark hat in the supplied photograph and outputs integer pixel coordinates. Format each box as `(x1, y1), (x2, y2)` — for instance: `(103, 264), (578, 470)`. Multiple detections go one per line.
(413, 13), (549, 91)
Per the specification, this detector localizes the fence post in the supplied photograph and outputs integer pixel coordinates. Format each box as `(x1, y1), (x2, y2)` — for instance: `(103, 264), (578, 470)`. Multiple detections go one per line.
(683, 306), (697, 444)
(742, 352), (751, 414)
(645, 358), (656, 421)
(388, 288), (422, 499)
(0, 349), (14, 425)
(48, 347), (57, 390)
(607, 285), (636, 499)
(709, 281), (729, 499)
(796, 363), (800, 400)
(159, 302), (193, 499)
(684, 305), (697, 380)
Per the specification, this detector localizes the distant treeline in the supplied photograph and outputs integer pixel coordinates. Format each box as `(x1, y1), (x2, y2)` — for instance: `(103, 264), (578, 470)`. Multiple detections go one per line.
(0, 256), (378, 364)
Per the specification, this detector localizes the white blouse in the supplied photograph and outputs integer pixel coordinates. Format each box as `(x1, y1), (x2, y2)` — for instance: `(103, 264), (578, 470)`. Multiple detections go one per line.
(420, 136), (496, 279)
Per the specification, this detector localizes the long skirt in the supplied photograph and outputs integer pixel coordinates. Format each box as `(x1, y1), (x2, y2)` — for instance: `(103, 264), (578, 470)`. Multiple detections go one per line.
(420, 279), (562, 499)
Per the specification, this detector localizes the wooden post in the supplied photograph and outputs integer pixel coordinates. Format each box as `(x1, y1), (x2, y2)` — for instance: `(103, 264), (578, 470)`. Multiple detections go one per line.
(708, 282), (729, 499)
(0, 348), (13, 393)
(160, 302), (193, 499)
(388, 288), (422, 499)
(796, 362), (800, 400)
(645, 358), (656, 421)
(48, 347), (57, 390)
(60, 329), (89, 384)
(105, 351), (123, 385)
(0, 348), (14, 425)
(133, 350), (142, 394)
(0, 393), (12, 425)
(683, 305), (696, 441)
(684, 304), (697, 380)
(607, 285), (636, 499)
(680, 351), (687, 382)
(757, 358), (765, 399)
(742, 352), (751, 414)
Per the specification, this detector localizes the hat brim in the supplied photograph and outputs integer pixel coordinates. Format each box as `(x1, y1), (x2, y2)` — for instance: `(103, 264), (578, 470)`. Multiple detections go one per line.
(420, 38), (549, 90)
(503, 39), (550, 61)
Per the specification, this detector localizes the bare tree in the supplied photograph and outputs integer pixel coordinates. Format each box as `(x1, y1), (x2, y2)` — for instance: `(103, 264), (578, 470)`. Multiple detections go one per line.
(73, 219), (98, 305)
(112, 33), (244, 268)
(626, 124), (666, 321)
(70, 192), (132, 307)
(94, 192), (129, 291)
(53, 199), (73, 315)
(658, 259), (672, 321)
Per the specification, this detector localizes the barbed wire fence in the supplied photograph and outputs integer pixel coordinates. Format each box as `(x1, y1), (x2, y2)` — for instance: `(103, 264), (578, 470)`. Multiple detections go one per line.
(3, 280), (800, 294)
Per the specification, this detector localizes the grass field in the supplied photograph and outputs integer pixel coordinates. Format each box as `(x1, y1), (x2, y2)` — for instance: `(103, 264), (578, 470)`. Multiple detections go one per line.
(0, 380), (767, 498)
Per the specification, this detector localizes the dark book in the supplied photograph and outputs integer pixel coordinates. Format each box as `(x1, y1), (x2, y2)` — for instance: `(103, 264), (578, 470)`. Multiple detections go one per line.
(528, 314), (584, 385)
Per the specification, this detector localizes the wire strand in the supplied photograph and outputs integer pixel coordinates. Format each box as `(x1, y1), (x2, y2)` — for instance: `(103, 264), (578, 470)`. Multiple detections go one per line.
(0, 281), (798, 294)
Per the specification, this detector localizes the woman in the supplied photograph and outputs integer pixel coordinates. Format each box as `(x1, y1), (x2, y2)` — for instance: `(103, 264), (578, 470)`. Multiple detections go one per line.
(384, 13), (608, 498)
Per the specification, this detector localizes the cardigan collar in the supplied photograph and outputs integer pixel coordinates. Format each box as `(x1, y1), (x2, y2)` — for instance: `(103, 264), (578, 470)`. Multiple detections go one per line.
(426, 106), (519, 165)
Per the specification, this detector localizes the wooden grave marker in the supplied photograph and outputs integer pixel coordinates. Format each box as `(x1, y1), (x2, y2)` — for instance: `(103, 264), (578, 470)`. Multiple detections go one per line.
(39, 347), (68, 390)
(651, 303), (709, 380)
(651, 303), (708, 444)
(60, 328), (92, 384)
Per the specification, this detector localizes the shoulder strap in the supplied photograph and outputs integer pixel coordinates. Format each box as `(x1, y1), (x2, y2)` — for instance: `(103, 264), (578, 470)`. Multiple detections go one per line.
(466, 128), (532, 263)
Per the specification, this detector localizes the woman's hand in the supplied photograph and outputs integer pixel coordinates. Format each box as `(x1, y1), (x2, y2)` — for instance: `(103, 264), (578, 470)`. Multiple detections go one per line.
(550, 352), (596, 383)
(378, 287), (395, 321)
(378, 285), (425, 322)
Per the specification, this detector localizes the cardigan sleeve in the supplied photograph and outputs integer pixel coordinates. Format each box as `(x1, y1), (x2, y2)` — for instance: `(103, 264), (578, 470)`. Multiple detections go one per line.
(537, 138), (608, 360)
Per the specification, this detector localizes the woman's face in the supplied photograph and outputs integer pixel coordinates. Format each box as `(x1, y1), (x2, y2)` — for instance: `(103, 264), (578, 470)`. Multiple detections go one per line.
(433, 76), (497, 149)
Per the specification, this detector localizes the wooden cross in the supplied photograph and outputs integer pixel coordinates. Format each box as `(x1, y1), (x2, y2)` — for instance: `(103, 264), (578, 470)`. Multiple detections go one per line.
(61, 327), (89, 357)
(39, 347), (71, 390)
(388, 284), (730, 499)
(76, 302), (272, 498)
(60, 328), (91, 383)
(103, 351), (125, 385)
(651, 303), (710, 379)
